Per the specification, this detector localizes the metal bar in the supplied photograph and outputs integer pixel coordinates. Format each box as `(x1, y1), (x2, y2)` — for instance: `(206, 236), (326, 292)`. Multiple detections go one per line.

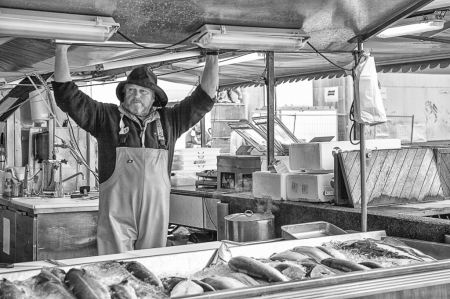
(348, 0), (434, 43)
(266, 51), (275, 167)
(200, 117), (206, 147)
(411, 115), (415, 144)
(400, 35), (450, 45)
(357, 41), (367, 232)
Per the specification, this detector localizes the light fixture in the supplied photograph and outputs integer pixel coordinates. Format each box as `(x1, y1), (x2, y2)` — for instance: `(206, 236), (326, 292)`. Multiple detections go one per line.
(376, 19), (445, 38)
(75, 51), (202, 72)
(192, 24), (310, 51)
(0, 8), (119, 42)
(197, 52), (264, 66)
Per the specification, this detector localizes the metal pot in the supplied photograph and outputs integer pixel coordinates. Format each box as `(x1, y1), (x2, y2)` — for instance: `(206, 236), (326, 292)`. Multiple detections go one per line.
(224, 210), (275, 242)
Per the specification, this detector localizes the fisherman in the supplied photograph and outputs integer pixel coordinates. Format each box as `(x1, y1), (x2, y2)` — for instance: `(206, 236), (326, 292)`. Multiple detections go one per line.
(52, 44), (219, 254)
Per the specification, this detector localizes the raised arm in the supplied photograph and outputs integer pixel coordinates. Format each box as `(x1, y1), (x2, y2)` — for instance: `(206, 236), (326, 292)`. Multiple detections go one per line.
(54, 44), (72, 82)
(200, 53), (219, 98)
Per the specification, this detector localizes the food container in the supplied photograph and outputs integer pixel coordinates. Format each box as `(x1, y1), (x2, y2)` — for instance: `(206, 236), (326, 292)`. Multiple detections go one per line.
(253, 171), (289, 200)
(281, 221), (347, 240)
(224, 210), (275, 242)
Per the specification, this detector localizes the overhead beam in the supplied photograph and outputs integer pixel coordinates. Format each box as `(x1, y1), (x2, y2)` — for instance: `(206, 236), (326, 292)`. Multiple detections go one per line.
(158, 65), (203, 77)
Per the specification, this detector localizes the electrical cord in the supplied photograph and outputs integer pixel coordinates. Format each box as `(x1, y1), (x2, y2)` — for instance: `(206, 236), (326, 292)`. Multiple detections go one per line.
(306, 41), (353, 72)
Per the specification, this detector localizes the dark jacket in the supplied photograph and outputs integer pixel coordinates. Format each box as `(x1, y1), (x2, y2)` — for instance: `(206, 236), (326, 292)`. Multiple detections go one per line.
(52, 81), (215, 184)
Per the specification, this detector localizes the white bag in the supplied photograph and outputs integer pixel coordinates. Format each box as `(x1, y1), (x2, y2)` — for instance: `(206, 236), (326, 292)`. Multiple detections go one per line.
(354, 54), (387, 125)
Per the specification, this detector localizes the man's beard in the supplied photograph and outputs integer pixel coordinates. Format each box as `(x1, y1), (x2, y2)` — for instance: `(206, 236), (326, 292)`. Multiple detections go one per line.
(125, 100), (151, 117)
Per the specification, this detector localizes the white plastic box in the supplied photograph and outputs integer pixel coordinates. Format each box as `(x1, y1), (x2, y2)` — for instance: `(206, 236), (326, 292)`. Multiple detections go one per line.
(285, 173), (334, 202)
(170, 171), (198, 186)
(289, 139), (401, 172)
(253, 171), (289, 200)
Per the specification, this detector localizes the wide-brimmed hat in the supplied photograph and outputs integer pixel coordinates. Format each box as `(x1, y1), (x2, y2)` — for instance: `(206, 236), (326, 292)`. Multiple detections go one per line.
(116, 66), (168, 107)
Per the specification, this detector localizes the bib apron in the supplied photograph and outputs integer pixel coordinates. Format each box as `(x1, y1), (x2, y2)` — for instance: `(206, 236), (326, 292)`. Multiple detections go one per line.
(97, 113), (170, 255)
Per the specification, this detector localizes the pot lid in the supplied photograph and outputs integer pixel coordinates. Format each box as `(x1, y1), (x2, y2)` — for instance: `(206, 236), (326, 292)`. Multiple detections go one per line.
(225, 210), (274, 222)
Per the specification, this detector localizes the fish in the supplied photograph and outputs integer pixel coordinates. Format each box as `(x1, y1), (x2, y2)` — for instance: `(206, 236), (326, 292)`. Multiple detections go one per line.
(191, 280), (216, 292)
(228, 256), (290, 283)
(382, 237), (436, 262)
(0, 279), (26, 299)
(170, 280), (204, 297)
(161, 277), (185, 293)
(309, 265), (335, 278)
(269, 250), (310, 262)
(225, 272), (260, 287)
(292, 246), (333, 263)
(65, 268), (110, 299)
(359, 261), (383, 269)
(201, 276), (247, 290)
(317, 246), (348, 260)
(47, 267), (67, 283)
(83, 261), (167, 299)
(321, 258), (371, 272)
(110, 280), (138, 299)
(120, 261), (163, 287)
(282, 266), (306, 280)
(338, 239), (425, 261)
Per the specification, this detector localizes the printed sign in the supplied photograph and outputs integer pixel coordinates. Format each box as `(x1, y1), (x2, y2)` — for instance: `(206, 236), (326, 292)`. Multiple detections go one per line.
(324, 87), (339, 102)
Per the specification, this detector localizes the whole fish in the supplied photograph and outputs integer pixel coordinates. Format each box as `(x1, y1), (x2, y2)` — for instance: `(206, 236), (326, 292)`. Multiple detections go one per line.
(161, 277), (185, 293)
(317, 246), (347, 260)
(309, 265), (335, 278)
(201, 276), (247, 290)
(359, 261), (383, 269)
(47, 267), (67, 283)
(229, 256), (290, 283)
(321, 258), (371, 272)
(339, 239), (425, 261)
(33, 280), (77, 299)
(110, 280), (138, 299)
(191, 280), (215, 292)
(269, 251), (310, 262)
(274, 264), (306, 280)
(170, 280), (204, 298)
(83, 261), (167, 299)
(225, 272), (260, 287)
(65, 268), (110, 299)
(292, 246), (333, 262)
(383, 237), (436, 262)
(120, 261), (163, 288)
(0, 279), (26, 299)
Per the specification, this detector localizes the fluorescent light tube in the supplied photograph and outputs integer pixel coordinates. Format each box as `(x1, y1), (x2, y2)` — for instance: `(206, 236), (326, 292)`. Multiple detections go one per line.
(197, 53), (264, 66)
(376, 20), (445, 38)
(0, 8), (119, 42)
(192, 24), (309, 51)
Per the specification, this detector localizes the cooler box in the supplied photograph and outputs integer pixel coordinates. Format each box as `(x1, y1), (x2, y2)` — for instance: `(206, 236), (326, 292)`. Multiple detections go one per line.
(285, 173), (334, 202)
(170, 171), (198, 186)
(289, 139), (401, 172)
(253, 171), (289, 200)
(172, 147), (220, 171)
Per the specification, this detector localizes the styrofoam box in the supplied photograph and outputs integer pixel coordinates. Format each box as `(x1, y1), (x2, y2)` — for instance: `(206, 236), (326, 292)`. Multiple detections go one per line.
(253, 171), (289, 200)
(172, 159), (217, 166)
(286, 173), (334, 202)
(170, 171), (197, 186)
(174, 147), (221, 159)
(173, 154), (218, 162)
(289, 139), (401, 171)
(171, 163), (216, 171)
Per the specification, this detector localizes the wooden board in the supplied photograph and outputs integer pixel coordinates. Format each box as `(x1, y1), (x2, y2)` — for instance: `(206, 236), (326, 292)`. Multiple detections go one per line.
(336, 148), (449, 207)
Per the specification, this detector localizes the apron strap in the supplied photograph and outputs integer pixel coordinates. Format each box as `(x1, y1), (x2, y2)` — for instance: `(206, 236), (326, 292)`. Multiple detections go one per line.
(118, 114), (129, 146)
(119, 112), (166, 149)
(155, 117), (167, 150)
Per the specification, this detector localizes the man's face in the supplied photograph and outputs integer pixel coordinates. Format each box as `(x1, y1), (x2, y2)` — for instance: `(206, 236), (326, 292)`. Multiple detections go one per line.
(123, 84), (155, 117)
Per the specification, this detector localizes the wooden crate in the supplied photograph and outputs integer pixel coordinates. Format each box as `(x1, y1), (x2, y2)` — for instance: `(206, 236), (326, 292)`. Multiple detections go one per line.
(335, 147), (449, 207)
(210, 104), (245, 121)
(211, 120), (236, 137)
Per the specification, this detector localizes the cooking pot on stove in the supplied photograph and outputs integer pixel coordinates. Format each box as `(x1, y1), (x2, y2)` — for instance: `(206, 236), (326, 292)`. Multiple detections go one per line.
(224, 210), (275, 242)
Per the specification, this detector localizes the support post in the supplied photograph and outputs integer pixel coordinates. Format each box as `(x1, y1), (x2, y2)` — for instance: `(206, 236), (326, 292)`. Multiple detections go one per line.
(266, 51), (275, 168)
(357, 41), (367, 232)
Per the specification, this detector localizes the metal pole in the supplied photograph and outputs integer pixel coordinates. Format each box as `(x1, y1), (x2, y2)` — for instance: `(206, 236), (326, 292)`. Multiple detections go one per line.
(357, 41), (367, 232)
(266, 51), (275, 167)
(200, 117), (206, 147)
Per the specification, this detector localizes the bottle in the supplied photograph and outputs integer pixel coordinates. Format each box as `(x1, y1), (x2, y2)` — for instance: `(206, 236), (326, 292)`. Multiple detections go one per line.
(3, 172), (12, 199)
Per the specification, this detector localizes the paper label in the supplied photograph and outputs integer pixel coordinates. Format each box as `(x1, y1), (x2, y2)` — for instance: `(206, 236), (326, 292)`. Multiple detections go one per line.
(3, 217), (10, 255)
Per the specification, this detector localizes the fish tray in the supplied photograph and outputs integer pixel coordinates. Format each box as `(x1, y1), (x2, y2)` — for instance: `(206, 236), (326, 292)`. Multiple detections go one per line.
(281, 221), (347, 240)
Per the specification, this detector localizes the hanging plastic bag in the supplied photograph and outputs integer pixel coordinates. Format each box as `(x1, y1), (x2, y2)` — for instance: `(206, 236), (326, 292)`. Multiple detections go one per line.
(354, 54), (387, 125)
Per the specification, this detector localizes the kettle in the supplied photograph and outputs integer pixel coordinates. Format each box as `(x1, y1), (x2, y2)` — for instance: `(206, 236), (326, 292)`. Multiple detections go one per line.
(224, 210), (275, 242)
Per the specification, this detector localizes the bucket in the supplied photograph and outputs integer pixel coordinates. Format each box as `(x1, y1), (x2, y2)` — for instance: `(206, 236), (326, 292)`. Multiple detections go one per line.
(29, 88), (49, 124)
(224, 210), (275, 242)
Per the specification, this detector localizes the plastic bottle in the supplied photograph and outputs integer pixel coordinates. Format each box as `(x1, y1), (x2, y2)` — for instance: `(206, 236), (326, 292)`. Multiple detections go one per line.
(3, 172), (12, 199)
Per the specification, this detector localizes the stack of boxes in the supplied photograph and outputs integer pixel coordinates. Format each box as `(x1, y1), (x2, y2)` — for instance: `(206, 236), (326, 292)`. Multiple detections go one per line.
(170, 147), (220, 186)
(253, 139), (401, 202)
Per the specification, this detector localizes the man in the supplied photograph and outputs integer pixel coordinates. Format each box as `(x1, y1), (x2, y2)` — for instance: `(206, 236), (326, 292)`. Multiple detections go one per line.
(185, 122), (211, 148)
(52, 44), (218, 254)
